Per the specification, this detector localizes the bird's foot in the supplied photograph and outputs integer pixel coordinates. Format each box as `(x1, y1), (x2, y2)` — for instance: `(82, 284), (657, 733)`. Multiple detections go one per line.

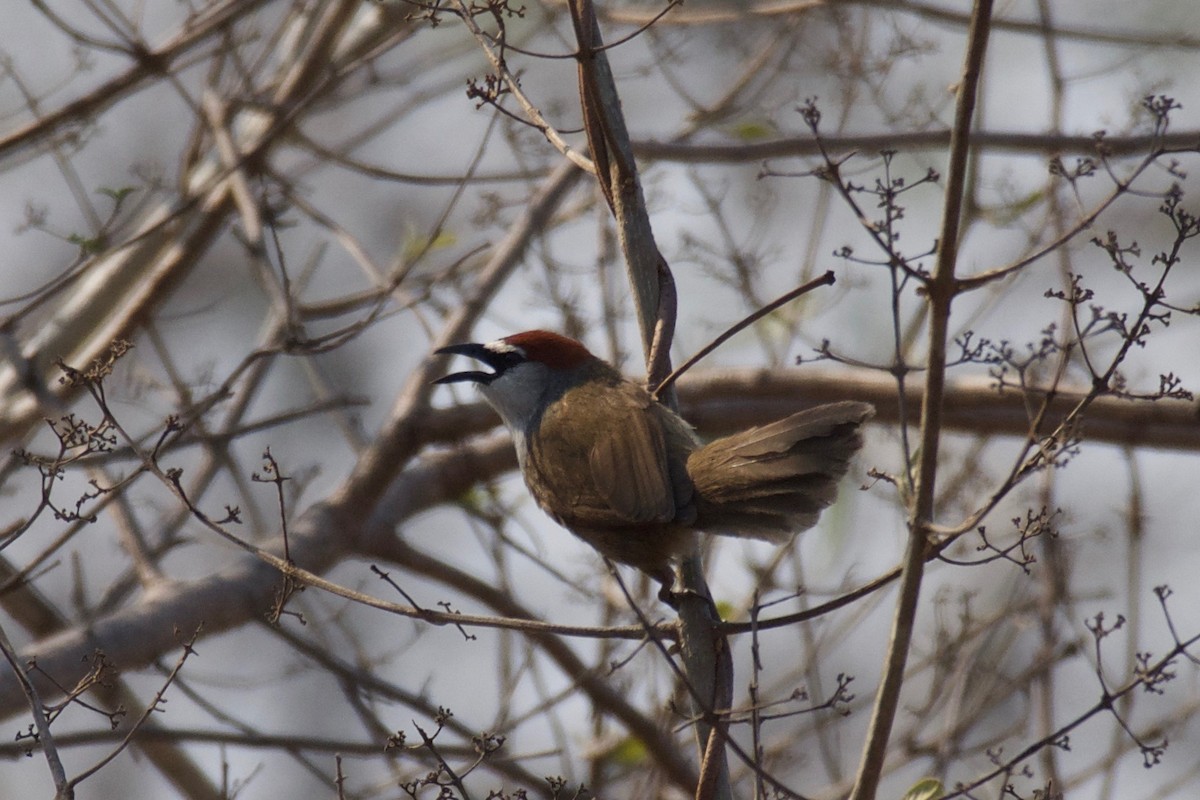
(658, 583), (717, 614)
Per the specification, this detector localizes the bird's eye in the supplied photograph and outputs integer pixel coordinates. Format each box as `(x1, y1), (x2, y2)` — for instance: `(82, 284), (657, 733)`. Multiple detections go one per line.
(498, 351), (525, 370)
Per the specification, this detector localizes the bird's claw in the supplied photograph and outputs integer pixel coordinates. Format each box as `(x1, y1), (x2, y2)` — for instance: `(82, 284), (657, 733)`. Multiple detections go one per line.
(658, 583), (714, 613)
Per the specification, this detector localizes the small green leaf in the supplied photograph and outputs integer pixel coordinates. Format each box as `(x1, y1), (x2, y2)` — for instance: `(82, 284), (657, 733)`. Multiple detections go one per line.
(900, 777), (943, 800)
(98, 185), (137, 203)
(729, 119), (776, 141)
(67, 232), (106, 254)
(609, 735), (647, 766)
(402, 229), (457, 261)
(454, 485), (488, 514)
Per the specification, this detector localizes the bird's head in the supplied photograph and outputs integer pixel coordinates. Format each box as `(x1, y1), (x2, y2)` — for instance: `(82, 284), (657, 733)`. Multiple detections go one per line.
(434, 330), (599, 432)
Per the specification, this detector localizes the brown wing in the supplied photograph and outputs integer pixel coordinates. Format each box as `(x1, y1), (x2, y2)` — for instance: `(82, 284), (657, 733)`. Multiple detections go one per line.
(588, 408), (675, 524)
(526, 372), (693, 529)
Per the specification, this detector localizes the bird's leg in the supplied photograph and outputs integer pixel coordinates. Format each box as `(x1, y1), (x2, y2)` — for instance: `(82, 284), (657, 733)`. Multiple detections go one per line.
(656, 566), (715, 611)
(658, 564), (723, 617)
(654, 567), (682, 609)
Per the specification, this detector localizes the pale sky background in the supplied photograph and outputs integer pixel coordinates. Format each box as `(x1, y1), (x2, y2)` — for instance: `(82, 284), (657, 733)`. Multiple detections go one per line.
(2, 2), (1199, 798)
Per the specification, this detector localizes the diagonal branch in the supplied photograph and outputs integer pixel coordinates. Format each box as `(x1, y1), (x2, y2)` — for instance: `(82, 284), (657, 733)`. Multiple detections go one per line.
(568, 3), (733, 798)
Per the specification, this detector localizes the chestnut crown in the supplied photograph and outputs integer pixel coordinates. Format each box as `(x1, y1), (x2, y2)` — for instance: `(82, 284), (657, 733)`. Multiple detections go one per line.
(433, 330), (595, 386)
(433, 330), (610, 435)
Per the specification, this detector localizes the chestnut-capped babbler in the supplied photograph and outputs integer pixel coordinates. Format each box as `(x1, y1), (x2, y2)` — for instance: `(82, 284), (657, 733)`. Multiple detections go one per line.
(435, 330), (872, 604)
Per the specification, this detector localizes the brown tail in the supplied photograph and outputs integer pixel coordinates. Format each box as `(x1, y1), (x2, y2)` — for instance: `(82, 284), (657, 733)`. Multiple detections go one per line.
(686, 401), (873, 541)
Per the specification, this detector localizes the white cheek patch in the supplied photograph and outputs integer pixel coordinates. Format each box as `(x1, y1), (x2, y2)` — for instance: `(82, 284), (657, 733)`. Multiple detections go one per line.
(480, 361), (547, 437)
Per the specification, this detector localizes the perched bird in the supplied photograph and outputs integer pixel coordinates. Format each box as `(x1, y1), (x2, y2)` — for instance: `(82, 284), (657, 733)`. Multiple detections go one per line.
(435, 330), (872, 604)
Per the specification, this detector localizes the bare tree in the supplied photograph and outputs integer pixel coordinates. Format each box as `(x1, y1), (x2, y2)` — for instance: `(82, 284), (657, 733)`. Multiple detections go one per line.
(1, 1), (1199, 798)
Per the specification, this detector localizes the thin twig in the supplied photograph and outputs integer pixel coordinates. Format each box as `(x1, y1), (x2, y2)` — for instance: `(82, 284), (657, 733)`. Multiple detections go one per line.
(0, 621), (69, 797)
(67, 628), (202, 789)
(652, 270), (835, 400)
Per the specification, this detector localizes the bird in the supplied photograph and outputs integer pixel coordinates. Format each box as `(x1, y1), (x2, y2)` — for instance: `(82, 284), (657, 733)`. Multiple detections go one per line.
(434, 330), (873, 605)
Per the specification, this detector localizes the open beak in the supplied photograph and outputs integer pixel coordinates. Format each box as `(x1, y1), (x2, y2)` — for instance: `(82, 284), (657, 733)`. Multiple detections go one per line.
(433, 343), (501, 385)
